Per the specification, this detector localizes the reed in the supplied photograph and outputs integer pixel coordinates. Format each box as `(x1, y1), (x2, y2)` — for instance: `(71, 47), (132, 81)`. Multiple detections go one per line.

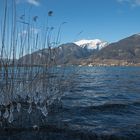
(0, 0), (70, 125)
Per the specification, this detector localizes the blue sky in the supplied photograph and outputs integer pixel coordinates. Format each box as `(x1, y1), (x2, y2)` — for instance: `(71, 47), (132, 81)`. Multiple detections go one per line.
(1, 0), (140, 44)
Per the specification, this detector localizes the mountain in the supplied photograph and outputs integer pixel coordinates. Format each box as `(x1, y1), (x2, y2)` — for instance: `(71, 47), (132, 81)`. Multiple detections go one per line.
(55, 43), (94, 64)
(18, 34), (140, 66)
(94, 34), (140, 62)
(18, 43), (95, 65)
(74, 39), (108, 50)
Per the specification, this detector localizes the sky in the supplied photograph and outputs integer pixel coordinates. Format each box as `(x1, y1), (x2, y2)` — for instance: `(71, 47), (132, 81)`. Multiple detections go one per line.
(1, 0), (140, 44)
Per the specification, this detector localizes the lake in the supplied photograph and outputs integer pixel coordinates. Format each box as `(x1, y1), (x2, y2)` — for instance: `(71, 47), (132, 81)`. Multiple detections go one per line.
(0, 66), (140, 140)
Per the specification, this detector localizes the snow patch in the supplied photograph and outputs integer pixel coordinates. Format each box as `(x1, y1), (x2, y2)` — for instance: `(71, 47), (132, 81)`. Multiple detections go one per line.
(74, 39), (108, 50)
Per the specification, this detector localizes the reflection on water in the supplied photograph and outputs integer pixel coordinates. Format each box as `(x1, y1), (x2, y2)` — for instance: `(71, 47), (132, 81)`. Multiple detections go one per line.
(1, 66), (140, 140)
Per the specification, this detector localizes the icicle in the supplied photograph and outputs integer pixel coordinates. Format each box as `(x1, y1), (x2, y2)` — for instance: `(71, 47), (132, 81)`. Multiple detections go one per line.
(37, 105), (41, 110)
(27, 97), (33, 104)
(34, 96), (39, 105)
(10, 104), (14, 112)
(3, 108), (9, 119)
(1, 95), (5, 106)
(8, 112), (14, 123)
(17, 103), (21, 112)
(0, 98), (2, 106)
(41, 105), (48, 117)
(57, 97), (61, 101)
(39, 95), (44, 104)
(28, 104), (32, 114)
(33, 125), (39, 130)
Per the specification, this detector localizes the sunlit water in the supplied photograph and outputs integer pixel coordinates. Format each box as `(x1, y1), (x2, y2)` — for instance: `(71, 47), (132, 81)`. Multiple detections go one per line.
(1, 66), (140, 140)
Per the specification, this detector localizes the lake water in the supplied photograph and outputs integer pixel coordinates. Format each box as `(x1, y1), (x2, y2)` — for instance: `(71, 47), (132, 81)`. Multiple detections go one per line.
(1, 66), (140, 140)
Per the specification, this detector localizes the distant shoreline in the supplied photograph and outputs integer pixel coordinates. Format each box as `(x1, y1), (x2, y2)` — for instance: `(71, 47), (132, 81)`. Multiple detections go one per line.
(1, 61), (140, 67)
(77, 59), (140, 67)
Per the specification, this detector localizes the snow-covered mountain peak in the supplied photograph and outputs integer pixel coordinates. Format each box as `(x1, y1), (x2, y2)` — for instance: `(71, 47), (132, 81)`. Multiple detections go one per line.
(74, 39), (108, 50)
(135, 33), (140, 36)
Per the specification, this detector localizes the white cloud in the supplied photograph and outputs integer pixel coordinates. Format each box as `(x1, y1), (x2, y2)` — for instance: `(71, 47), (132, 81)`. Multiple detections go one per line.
(16, 0), (41, 6)
(135, 0), (140, 5)
(27, 0), (40, 6)
(117, 0), (140, 7)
